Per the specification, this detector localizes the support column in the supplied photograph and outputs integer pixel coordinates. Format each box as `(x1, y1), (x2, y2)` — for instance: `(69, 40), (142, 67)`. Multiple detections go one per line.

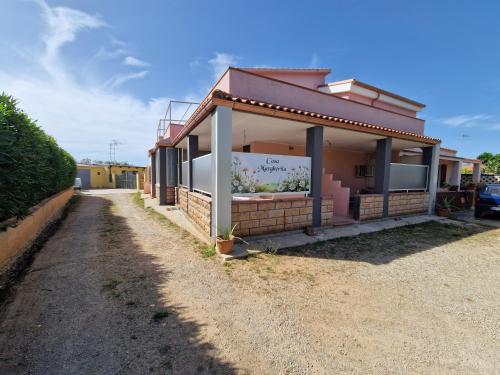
(158, 146), (167, 205)
(423, 143), (440, 215)
(211, 106), (232, 238)
(187, 135), (199, 191)
(306, 126), (323, 227)
(177, 148), (183, 187)
(166, 147), (178, 205)
(151, 151), (156, 198)
(374, 137), (392, 217)
(472, 162), (481, 183)
(450, 160), (462, 188)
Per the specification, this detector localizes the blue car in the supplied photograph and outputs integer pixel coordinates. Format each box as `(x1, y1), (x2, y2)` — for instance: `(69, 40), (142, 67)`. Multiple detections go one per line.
(475, 184), (500, 218)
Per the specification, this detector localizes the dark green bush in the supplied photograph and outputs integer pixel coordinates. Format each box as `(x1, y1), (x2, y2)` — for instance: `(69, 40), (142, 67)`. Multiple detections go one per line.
(0, 93), (76, 222)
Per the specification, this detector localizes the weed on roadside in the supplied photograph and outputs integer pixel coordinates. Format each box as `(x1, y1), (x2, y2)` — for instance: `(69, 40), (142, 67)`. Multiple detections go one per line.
(201, 243), (216, 258)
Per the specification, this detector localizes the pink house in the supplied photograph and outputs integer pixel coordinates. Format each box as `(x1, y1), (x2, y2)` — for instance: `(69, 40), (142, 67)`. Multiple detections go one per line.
(145, 67), (480, 241)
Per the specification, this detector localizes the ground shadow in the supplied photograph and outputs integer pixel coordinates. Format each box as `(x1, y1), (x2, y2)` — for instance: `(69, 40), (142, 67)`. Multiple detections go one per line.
(279, 220), (496, 265)
(0, 195), (238, 374)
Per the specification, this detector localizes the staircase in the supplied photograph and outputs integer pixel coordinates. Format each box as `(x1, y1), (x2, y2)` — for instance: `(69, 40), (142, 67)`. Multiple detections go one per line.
(321, 169), (354, 226)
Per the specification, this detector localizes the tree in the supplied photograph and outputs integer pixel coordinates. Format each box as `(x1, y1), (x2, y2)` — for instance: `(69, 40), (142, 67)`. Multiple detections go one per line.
(477, 152), (500, 174)
(79, 158), (92, 164)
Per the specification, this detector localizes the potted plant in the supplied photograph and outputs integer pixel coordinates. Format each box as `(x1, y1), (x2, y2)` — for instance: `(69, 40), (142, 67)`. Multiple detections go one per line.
(437, 196), (454, 217)
(216, 225), (247, 255)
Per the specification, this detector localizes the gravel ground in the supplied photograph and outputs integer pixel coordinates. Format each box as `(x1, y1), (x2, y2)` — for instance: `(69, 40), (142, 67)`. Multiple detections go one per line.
(0, 192), (499, 374)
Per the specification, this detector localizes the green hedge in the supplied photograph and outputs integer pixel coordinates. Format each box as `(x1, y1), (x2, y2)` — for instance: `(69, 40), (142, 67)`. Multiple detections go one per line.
(0, 93), (76, 222)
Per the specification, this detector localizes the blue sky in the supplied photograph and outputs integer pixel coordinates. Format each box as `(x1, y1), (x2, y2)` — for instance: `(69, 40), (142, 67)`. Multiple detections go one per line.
(1, 0), (499, 165)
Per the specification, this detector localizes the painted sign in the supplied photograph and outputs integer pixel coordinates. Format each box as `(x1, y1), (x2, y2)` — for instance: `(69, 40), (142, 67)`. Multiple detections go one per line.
(231, 152), (311, 195)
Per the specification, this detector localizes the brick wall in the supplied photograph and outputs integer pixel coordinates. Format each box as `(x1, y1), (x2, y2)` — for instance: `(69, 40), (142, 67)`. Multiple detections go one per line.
(321, 198), (334, 226)
(388, 192), (429, 216)
(232, 197), (314, 237)
(358, 194), (384, 221)
(166, 186), (175, 205)
(176, 187), (211, 235)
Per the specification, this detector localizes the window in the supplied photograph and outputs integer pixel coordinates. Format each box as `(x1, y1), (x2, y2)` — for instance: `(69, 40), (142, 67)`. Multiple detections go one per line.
(97, 172), (101, 175)
(355, 165), (374, 177)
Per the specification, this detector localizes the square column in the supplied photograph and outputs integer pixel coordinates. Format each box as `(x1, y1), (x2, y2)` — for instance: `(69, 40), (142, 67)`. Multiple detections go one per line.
(158, 147), (167, 205)
(374, 137), (392, 217)
(166, 147), (178, 187)
(423, 143), (440, 214)
(151, 151), (156, 198)
(187, 135), (199, 191)
(472, 162), (481, 183)
(306, 126), (323, 227)
(450, 160), (462, 188)
(211, 106), (232, 238)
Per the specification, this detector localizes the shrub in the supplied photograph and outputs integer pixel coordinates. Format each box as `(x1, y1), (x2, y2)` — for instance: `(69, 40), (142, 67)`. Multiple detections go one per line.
(0, 93), (76, 222)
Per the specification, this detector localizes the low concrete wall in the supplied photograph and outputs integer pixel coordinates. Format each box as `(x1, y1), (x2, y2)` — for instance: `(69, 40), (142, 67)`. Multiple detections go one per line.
(0, 188), (74, 269)
(388, 192), (429, 216)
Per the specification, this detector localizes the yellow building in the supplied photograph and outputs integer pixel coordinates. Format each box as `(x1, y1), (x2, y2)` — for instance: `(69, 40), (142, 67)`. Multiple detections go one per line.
(76, 164), (146, 189)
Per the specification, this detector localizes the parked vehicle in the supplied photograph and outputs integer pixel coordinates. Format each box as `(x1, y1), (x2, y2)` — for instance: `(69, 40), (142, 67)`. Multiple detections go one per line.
(475, 184), (500, 218)
(74, 177), (82, 190)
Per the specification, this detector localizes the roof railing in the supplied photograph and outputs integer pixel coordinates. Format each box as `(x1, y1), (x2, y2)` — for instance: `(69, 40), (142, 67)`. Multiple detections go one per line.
(157, 100), (199, 140)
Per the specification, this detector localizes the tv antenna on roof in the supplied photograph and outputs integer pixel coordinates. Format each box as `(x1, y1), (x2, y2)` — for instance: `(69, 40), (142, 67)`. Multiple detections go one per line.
(109, 139), (122, 164)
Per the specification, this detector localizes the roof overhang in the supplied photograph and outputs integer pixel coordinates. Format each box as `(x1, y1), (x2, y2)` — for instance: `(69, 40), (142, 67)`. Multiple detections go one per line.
(319, 79), (425, 112)
(171, 90), (440, 147)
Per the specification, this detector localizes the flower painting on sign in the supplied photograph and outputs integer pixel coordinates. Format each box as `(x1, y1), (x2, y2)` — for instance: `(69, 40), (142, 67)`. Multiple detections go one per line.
(231, 152), (311, 195)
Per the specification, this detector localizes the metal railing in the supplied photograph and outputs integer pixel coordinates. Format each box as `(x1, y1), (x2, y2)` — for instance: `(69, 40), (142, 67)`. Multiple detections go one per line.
(157, 100), (199, 140)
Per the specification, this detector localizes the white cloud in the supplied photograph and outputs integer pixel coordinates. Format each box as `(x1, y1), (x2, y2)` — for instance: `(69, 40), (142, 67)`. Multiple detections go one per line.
(35, 0), (107, 81)
(104, 70), (149, 89)
(1, 1), (162, 165)
(441, 114), (492, 128)
(208, 52), (238, 80)
(123, 56), (150, 67)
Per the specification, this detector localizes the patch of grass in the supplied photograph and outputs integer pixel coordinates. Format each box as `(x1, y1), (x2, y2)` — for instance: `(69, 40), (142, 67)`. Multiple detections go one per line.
(132, 192), (145, 208)
(145, 207), (175, 228)
(265, 266), (275, 273)
(152, 309), (169, 321)
(201, 243), (216, 258)
(284, 221), (482, 263)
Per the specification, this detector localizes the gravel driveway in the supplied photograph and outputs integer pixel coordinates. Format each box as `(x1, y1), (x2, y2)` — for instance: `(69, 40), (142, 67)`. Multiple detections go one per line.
(0, 192), (498, 374)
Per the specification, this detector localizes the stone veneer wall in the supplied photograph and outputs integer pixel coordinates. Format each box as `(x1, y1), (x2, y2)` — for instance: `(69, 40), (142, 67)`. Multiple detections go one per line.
(358, 194), (384, 221)
(176, 187), (211, 235)
(166, 186), (175, 205)
(357, 192), (430, 221)
(388, 192), (429, 216)
(321, 198), (334, 226)
(232, 197), (313, 236)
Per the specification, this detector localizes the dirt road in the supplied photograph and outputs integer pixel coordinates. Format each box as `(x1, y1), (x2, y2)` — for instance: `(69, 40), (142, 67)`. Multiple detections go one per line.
(0, 192), (499, 374)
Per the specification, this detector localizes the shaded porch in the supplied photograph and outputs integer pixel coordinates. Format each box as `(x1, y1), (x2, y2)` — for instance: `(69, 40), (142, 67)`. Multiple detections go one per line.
(158, 106), (439, 238)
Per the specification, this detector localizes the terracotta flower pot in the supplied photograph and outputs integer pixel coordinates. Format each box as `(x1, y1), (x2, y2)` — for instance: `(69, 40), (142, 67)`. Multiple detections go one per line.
(216, 238), (234, 254)
(437, 208), (450, 217)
